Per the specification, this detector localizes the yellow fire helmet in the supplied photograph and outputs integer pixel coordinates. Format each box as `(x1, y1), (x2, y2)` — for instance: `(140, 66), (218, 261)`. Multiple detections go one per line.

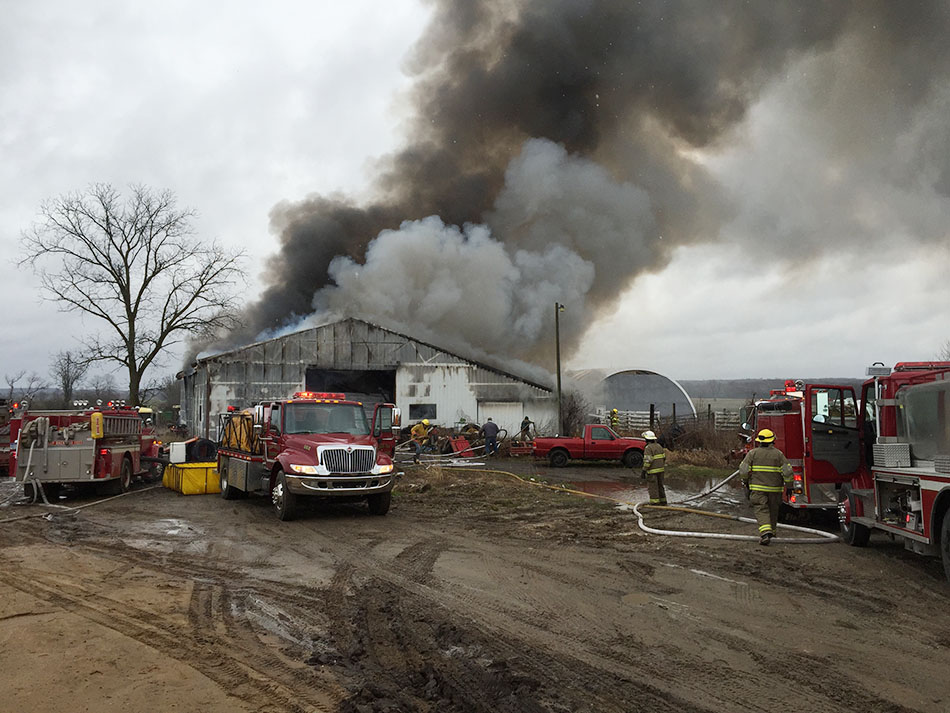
(611, 408), (618, 413)
(756, 428), (776, 443)
(422, 419), (430, 425)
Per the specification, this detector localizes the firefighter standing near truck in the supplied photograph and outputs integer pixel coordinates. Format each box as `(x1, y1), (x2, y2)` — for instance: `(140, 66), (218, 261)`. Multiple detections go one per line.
(739, 429), (793, 546)
(641, 430), (667, 505)
(610, 409), (620, 429)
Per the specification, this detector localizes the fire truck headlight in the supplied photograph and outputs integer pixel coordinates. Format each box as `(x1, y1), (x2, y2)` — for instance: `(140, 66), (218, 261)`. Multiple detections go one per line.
(289, 464), (318, 474)
(377, 463), (394, 474)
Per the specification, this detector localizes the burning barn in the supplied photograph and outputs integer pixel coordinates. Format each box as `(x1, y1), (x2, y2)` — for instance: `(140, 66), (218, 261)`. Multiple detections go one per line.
(179, 318), (555, 439)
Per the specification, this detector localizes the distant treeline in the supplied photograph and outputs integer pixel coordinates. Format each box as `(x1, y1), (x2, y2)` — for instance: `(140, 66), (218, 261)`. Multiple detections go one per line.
(679, 378), (866, 400)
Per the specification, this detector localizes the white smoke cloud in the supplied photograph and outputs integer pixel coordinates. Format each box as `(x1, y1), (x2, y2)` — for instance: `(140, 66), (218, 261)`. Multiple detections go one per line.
(313, 138), (660, 361)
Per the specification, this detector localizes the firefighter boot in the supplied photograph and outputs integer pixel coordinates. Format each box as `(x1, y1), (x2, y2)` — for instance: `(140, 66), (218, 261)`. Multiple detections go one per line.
(759, 532), (772, 546)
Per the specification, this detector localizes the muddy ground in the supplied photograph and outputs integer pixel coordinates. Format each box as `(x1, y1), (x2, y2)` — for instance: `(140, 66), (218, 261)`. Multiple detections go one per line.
(1, 457), (948, 713)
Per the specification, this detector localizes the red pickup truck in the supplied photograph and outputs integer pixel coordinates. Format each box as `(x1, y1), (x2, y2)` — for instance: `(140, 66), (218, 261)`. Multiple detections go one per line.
(533, 424), (645, 468)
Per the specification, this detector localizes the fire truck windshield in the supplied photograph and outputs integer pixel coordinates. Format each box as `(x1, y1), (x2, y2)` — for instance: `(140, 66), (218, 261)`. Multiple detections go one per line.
(283, 403), (370, 436)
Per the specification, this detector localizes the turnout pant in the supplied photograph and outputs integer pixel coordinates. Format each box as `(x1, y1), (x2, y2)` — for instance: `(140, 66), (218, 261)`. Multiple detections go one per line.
(750, 491), (782, 536)
(646, 472), (666, 504)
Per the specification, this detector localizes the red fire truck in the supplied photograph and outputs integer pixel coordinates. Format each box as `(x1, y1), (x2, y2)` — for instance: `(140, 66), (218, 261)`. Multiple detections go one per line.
(837, 362), (950, 581)
(741, 379), (860, 510)
(10, 402), (159, 499)
(216, 392), (400, 521)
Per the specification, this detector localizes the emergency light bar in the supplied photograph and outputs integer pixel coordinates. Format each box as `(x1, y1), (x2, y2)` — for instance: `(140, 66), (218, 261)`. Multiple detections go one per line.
(293, 391), (347, 400)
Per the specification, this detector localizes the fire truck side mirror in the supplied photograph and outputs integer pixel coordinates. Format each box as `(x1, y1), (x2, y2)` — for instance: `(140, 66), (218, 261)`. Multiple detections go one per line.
(392, 407), (401, 429)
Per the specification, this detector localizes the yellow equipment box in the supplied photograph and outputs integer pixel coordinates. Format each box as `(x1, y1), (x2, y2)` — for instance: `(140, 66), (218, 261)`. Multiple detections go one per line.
(163, 462), (221, 495)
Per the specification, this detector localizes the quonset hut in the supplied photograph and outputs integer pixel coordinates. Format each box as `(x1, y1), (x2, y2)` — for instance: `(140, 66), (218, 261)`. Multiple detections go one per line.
(179, 318), (555, 439)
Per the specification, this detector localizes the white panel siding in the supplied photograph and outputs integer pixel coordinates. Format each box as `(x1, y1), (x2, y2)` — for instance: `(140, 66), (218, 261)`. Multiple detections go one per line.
(396, 364), (479, 427)
(477, 402), (524, 435)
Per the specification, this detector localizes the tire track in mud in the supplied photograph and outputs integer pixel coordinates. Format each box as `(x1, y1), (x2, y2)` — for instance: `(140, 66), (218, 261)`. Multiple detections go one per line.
(17, 521), (841, 712)
(392, 537), (447, 584)
(0, 555), (338, 713)
(6, 507), (939, 713)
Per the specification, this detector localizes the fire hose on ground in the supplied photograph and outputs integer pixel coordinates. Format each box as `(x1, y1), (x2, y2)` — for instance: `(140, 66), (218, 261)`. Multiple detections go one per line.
(449, 466), (838, 544)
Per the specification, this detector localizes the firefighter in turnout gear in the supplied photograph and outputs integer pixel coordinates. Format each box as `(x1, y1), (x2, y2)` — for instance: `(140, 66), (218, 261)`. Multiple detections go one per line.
(641, 430), (667, 505)
(610, 408), (620, 429)
(411, 419), (432, 463)
(738, 429), (793, 545)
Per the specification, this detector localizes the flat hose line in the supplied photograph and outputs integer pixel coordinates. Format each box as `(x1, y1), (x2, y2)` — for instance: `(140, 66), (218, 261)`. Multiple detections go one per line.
(0, 485), (163, 525)
(443, 466), (838, 544)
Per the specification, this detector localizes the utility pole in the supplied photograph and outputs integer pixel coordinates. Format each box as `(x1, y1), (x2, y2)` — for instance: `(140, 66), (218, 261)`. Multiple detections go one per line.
(555, 302), (564, 435)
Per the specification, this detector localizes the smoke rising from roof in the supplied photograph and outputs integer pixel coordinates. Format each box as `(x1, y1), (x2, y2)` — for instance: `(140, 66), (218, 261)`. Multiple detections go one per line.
(212, 1), (950, 370)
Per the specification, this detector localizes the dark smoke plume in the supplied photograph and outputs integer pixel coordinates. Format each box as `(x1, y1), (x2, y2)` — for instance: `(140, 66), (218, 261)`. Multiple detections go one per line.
(208, 0), (950, 368)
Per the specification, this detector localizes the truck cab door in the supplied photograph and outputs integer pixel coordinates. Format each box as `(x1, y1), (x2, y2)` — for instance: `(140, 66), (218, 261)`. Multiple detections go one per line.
(371, 404), (399, 457)
(262, 403), (281, 468)
(804, 385), (860, 483)
(587, 425), (619, 458)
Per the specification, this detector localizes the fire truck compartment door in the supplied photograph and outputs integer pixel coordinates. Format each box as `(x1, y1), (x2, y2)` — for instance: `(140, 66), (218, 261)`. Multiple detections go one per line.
(33, 445), (94, 482)
(230, 457), (249, 491)
(805, 385), (860, 477)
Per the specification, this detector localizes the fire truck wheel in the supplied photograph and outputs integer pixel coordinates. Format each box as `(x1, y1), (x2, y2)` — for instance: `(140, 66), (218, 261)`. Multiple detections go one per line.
(143, 463), (164, 484)
(940, 512), (950, 584)
(272, 471), (297, 521)
(838, 483), (870, 547)
(367, 491), (391, 516)
(622, 450), (644, 469)
(220, 465), (245, 500)
(549, 449), (569, 468)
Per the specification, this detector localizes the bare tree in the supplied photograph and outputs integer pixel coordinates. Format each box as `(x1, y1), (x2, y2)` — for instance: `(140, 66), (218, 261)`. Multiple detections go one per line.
(21, 184), (245, 406)
(140, 373), (179, 408)
(561, 390), (591, 437)
(50, 350), (90, 407)
(939, 340), (950, 361)
(87, 372), (119, 404)
(5, 371), (25, 401)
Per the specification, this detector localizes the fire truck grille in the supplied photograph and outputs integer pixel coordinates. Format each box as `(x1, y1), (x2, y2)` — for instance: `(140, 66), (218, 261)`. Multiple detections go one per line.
(321, 447), (375, 474)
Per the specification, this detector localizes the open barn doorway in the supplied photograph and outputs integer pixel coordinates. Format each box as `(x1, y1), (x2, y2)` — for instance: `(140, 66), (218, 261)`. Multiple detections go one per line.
(305, 368), (396, 412)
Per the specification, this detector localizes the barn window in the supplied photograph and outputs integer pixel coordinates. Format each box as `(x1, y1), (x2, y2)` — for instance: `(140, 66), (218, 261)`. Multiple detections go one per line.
(409, 404), (437, 420)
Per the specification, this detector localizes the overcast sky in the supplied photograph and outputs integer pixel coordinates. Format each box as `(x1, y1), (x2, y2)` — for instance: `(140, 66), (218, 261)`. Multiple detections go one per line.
(2, 1), (948, 392)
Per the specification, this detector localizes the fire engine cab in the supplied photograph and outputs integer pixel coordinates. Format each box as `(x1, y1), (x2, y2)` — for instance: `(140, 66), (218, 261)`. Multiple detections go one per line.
(216, 392), (400, 520)
(741, 379), (860, 510)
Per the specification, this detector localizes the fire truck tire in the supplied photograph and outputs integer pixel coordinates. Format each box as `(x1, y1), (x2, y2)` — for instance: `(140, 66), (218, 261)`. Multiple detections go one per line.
(367, 491), (391, 516)
(622, 450), (644, 469)
(839, 483), (870, 547)
(940, 512), (950, 584)
(143, 462), (165, 484)
(219, 464), (245, 500)
(272, 471), (297, 521)
(549, 449), (569, 468)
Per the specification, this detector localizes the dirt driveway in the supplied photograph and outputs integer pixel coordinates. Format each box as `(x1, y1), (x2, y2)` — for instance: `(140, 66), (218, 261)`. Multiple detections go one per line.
(1, 461), (948, 713)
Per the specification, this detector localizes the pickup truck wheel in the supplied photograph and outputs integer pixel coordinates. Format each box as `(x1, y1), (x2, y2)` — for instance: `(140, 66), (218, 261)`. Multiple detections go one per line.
(549, 450), (569, 468)
(272, 471), (297, 521)
(367, 491), (391, 516)
(941, 511), (950, 584)
(838, 483), (870, 547)
(622, 450), (644, 469)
